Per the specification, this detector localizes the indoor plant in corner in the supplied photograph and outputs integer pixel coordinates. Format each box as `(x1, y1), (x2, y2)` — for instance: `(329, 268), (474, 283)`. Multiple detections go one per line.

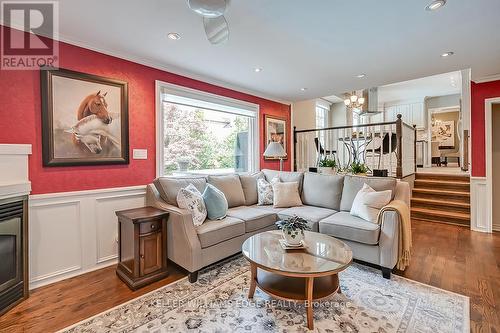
(349, 161), (369, 176)
(318, 157), (337, 175)
(276, 216), (309, 246)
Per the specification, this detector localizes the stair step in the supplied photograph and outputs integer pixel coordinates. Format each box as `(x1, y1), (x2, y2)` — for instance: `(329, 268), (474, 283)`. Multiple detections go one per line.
(414, 179), (470, 191)
(415, 173), (470, 183)
(411, 207), (470, 226)
(411, 198), (470, 213)
(412, 188), (470, 202)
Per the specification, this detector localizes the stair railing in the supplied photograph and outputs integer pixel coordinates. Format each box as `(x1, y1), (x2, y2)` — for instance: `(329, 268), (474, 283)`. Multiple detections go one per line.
(293, 114), (416, 179)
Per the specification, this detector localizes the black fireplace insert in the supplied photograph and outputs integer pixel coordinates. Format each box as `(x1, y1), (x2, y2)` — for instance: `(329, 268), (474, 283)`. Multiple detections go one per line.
(0, 196), (28, 316)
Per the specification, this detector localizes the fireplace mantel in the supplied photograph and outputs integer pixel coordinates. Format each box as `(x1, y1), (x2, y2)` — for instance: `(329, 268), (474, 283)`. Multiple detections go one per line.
(0, 144), (32, 200)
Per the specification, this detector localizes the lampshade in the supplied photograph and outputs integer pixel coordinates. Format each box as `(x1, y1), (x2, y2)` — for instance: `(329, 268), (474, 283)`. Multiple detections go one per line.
(263, 142), (286, 158)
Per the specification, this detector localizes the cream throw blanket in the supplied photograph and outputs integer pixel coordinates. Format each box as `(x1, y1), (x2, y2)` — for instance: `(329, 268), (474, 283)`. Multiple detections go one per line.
(376, 200), (412, 271)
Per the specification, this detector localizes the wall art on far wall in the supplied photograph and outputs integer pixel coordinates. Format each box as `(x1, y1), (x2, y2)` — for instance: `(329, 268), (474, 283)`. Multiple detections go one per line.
(432, 119), (455, 148)
(41, 67), (129, 166)
(264, 115), (287, 160)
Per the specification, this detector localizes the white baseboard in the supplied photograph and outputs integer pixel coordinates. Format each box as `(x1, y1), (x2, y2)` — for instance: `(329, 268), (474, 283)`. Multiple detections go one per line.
(28, 185), (147, 289)
(470, 177), (491, 233)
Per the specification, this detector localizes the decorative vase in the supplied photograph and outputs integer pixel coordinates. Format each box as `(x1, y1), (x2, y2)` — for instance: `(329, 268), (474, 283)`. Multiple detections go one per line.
(282, 228), (304, 246)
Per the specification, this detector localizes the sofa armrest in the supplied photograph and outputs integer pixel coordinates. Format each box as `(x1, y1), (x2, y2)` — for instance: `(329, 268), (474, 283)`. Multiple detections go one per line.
(146, 184), (202, 272)
(378, 209), (399, 270)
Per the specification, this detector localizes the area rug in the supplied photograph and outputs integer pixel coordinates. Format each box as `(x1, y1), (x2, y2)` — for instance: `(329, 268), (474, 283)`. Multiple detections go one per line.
(60, 256), (469, 332)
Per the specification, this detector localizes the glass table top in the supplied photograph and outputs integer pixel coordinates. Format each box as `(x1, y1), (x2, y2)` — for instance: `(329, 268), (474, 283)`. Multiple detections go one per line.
(242, 230), (353, 275)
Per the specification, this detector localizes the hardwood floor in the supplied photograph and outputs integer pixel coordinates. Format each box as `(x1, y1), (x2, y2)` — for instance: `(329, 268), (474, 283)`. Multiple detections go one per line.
(0, 220), (498, 333)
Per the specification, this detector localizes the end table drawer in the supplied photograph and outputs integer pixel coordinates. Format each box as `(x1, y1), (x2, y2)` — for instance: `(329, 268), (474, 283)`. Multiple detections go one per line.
(140, 220), (161, 234)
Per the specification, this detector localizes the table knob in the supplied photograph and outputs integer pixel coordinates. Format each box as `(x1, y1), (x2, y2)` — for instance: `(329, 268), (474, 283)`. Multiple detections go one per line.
(151, 224), (155, 229)
(140, 254), (144, 259)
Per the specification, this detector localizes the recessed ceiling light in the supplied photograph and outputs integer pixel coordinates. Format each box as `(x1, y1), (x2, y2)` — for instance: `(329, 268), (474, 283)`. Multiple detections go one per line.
(167, 32), (181, 40)
(441, 51), (454, 57)
(254, 67), (262, 73)
(425, 0), (446, 11)
(356, 73), (366, 78)
(300, 87), (307, 91)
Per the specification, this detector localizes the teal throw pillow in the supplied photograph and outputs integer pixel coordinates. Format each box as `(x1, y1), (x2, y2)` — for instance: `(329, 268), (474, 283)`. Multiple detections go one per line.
(202, 184), (228, 220)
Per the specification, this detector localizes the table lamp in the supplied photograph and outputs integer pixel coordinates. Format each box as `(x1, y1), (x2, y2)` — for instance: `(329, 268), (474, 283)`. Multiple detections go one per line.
(263, 142), (287, 171)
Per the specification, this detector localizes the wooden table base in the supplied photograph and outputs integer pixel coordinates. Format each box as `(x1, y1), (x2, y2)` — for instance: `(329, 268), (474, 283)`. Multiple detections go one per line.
(247, 262), (340, 330)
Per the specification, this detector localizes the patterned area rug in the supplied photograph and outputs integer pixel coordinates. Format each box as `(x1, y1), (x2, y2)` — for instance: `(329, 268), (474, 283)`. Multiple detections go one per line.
(61, 256), (469, 332)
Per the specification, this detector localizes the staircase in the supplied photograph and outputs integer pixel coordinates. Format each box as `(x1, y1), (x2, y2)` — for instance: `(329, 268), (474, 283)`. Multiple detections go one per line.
(411, 173), (470, 226)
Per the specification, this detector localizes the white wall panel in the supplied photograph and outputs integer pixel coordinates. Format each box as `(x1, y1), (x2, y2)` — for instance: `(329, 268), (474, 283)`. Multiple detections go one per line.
(28, 185), (146, 289)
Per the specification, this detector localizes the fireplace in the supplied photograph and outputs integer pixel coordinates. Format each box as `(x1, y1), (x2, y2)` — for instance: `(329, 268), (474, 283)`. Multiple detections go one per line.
(0, 196), (28, 316)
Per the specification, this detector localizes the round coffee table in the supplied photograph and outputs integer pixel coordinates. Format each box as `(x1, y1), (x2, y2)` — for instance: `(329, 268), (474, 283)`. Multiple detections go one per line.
(241, 230), (352, 330)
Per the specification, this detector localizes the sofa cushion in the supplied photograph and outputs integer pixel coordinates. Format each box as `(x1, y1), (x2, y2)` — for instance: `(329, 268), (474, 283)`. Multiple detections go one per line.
(196, 216), (245, 248)
(257, 177), (277, 205)
(239, 172), (264, 205)
(202, 184), (228, 220)
(251, 204), (287, 214)
(339, 175), (397, 211)
(319, 211), (380, 245)
(208, 175), (246, 208)
(262, 169), (304, 193)
(278, 205), (337, 232)
(227, 206), (277, 232)
(350, 183), (392, 223)
(273, 181), (302, 208)
(154, 177), (207, 206)
(176, 184), (207, 226)
(301, 172), (344, 210)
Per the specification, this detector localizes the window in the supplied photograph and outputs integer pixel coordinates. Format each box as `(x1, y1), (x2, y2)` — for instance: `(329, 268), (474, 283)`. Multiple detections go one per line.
(156, 82), (259, 176)
(316, 101), (329, 143)
(315, 104), (328, 129)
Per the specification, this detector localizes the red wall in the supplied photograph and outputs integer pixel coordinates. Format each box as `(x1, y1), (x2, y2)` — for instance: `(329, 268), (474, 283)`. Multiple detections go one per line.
(471, 79), (500, 177)
(0, 27), (291, 194)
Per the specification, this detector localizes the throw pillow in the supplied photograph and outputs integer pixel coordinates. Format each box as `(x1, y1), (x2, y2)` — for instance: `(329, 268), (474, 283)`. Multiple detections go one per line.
(257, 177), (279, 205)
(272, 181), (303, 208)
(202, 184), (228, 220)
(350, 183), (392, 223)
(176, 184), (207, 226)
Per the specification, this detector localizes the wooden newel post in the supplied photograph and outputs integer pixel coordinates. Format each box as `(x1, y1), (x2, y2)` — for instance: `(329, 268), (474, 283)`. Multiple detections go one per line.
(293, 126), (297, 172)
(396, 114), (403, 179)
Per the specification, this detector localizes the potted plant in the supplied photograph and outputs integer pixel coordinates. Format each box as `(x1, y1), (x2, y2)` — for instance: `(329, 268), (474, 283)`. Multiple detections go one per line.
(349, 161), (369, 176)
(318, 157), (337, 175)
(276, 216), (309, 246)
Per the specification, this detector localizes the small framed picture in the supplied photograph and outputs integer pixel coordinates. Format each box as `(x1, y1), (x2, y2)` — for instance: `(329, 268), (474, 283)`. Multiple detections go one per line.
(40, 67), (129, 166)
(264, 115), (287, 160)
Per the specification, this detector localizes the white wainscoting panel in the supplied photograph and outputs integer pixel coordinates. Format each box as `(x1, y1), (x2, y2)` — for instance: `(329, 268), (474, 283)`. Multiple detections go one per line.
(29, 185), (146, 289)
(470, 177), (490, 233)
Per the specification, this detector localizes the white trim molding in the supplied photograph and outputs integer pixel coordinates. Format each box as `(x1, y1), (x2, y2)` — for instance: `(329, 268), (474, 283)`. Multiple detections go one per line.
(474, 74), (500, 84)
(29, 185), (146, 289)
(482, 97), (500, 233)
(470, 177), (489, 233)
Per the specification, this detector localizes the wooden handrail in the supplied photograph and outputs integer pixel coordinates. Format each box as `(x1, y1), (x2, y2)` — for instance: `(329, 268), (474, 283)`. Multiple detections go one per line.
(293, 113), (417, 179)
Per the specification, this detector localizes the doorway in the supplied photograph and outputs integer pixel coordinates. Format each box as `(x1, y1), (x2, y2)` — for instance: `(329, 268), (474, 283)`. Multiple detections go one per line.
(492, 103), (500, 231)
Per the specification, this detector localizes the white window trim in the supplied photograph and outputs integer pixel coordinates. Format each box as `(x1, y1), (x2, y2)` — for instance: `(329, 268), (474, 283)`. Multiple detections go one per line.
(155, 80), (260, 177)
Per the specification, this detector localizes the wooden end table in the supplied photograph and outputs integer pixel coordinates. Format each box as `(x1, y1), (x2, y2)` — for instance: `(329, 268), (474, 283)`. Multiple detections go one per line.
(115, 206), (169, 290)
(242, 230), (352, 330)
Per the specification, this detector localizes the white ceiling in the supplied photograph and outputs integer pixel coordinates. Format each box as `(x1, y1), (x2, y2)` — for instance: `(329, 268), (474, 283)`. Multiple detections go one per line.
(377, 71), (462, 104)
(12, 0), (500, 102)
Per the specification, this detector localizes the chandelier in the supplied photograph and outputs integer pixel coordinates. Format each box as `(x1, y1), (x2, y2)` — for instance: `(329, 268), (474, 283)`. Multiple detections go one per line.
(344, 91), (365, 110)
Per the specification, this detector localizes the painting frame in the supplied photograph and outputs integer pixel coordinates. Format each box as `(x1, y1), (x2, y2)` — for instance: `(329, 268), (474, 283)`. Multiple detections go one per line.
(264, 115), (288, 160)
(40, 67), (129, 167)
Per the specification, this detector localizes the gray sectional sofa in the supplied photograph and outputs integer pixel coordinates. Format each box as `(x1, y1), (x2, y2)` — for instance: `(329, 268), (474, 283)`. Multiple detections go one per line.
(146, 169), (411, 282)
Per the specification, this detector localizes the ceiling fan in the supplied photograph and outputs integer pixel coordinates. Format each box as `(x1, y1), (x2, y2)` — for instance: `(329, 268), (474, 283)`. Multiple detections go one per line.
(187, 0), (230, 45)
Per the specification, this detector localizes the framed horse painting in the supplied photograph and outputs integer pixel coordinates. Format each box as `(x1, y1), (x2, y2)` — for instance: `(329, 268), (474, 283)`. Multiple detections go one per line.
(40, 67), (129, 166)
